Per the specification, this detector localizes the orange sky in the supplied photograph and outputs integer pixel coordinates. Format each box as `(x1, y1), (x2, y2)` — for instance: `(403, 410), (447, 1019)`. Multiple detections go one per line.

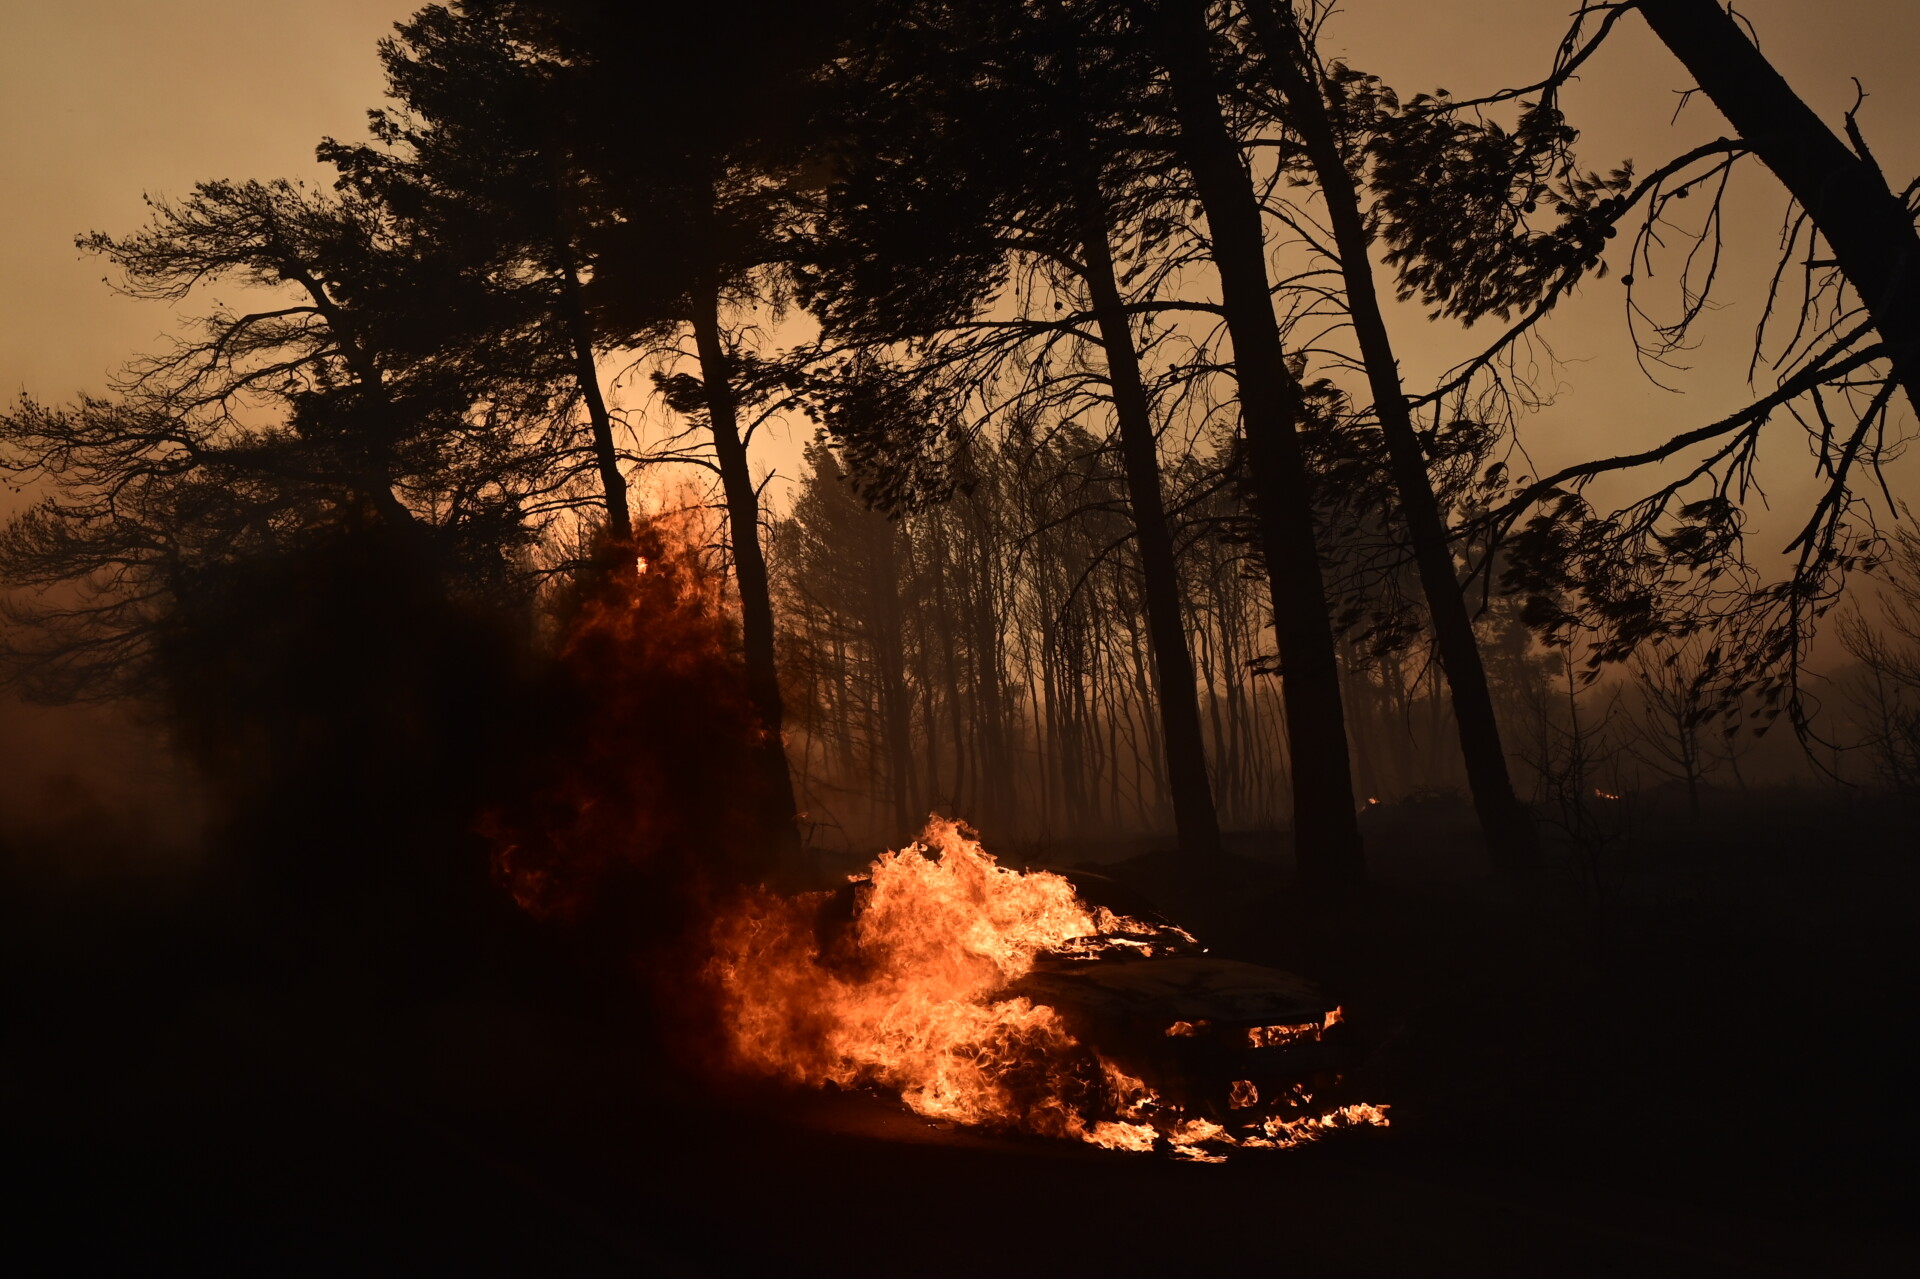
(1, 0), (1915, 824)
(1, 0), (1916, 537)
(4, 1), (1916, 517)
(1329, 0), (1920, 493)
(2, 3), (406, 396)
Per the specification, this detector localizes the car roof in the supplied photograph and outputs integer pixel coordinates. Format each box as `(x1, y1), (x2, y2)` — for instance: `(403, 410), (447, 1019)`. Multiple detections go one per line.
(1013, 955), (1332, 1028)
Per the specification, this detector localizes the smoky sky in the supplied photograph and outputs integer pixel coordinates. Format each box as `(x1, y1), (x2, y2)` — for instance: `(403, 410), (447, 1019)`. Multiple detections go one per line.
(1, 0), (1917, 524)
(1, 0), (1914, 834)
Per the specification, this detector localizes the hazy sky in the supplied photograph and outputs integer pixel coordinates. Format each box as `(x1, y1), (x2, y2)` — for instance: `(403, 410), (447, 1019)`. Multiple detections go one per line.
(2, 2), (405, 394)
(1, 0), (1916, 519)
(1, 0), (1914, 824)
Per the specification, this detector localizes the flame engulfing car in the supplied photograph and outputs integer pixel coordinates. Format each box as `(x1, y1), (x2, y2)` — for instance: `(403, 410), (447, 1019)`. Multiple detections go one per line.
(709, 820), (1384, 1157)
(788, 837), (1379, 1152)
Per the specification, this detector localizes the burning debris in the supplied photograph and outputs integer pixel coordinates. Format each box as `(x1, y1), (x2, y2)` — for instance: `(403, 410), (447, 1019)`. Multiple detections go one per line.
(709, 818), (1388, 1160)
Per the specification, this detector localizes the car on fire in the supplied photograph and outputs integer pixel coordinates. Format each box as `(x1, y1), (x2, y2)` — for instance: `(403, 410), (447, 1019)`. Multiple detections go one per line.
(1011, 868), (1361, 1126)
(815, 865), (1364, 1133)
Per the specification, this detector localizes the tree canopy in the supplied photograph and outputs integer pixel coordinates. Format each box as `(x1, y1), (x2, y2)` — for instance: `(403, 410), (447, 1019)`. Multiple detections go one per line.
(4, 0), (1917, 878)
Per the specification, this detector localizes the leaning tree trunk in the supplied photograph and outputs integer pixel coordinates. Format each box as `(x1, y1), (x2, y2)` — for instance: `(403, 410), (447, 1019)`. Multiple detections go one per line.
(1150, 0), (1366, 890)
(1637, 0), (1920, 418)
(1247, 0), (1539, 876)
(689, 280), (803, 875)
(1075, 188), (1227, 860)
(558, 257), (632, 543)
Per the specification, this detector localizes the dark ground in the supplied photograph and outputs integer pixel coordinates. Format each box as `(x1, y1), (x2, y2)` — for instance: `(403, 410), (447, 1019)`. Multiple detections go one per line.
(4, 785), (1916, 1276)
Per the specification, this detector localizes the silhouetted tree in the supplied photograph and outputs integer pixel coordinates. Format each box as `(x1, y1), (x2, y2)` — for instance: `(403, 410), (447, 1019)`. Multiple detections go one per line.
(1136, 0), (1366, 888)
(0, 178), (557, 699)
(770, 426), (1307, 848)
(792, 0), (1231, 858)
(780, 444), (919, 834)
(1623, 637), (1726, 817)
(321, 3), (637, 541)
(469, 0), (877, 870)
(1839, 521), (1920, 796)
(1380, 1), (1918, 738)
(1635, 0), (1920, 417)
(0, 179), (564, 956)
(1241, 0), (1538, 874)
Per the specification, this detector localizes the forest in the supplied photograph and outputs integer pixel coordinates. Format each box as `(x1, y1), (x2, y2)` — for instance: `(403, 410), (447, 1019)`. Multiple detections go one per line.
(2, 1), (1915, 1272)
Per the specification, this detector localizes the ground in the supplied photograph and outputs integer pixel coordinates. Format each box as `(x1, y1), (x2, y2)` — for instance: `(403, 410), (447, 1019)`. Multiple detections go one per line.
(4, 787), (1915, 1275)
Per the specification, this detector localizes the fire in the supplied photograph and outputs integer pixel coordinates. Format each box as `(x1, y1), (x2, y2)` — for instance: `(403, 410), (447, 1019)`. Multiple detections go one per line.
(1247, 1007), (1342, 1048)
(708, 818), (1388, 1159)
(483, 502), (774, 923)
(1242, 1104), (1394, 1151)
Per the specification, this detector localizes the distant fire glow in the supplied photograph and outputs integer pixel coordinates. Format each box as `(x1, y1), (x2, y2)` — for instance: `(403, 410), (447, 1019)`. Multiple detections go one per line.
(708, 818), (1388, 1159)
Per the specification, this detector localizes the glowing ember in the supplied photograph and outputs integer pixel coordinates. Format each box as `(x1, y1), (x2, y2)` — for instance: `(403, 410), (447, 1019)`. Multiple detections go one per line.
(1247, 1006), (1342, 1048)
(708, 818), (1389, 1159)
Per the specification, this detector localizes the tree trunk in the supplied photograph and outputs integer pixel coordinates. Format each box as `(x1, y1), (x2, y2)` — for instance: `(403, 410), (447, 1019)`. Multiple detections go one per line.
(689, 283), (802, 873)
(1077, 197), (1227, 859)
(968, 509), (1014, 827)
(1150, 0), (1365, 890)
(289, 269), (420, 536)
(1637, 0), (1920, 418)
(559, 259), (631, 542)
(1247, 0), (1539, 875)
(866, 510), (916, 834)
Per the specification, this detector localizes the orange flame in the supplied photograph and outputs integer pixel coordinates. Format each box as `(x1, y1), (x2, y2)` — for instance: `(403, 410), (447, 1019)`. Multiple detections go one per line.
(708, 818), (1388, 1158)
(483, 504), (771, 924)
(1246, 1006), (1342, 1048)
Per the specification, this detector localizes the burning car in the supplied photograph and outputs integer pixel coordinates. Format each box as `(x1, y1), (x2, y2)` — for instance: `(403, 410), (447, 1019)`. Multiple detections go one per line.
(1004, 869), (1362, 1129)
(710, 819), (1387, 1159)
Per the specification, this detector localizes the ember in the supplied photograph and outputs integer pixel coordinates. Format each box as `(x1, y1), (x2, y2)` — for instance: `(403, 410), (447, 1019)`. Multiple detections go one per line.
(1247, 1007), (1342, 1048)
(709, 818), (1388, 1159)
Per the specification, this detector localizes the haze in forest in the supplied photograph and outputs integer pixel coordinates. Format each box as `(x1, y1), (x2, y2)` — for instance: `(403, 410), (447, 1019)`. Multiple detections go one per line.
(3, 0), (1918, 860)
(4, 7), (1919, 1265)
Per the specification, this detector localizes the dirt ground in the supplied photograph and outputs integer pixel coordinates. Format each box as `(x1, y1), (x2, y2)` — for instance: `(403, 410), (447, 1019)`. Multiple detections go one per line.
(5, 787), (1915, 1275)
(6, 990), (1910, 1277)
